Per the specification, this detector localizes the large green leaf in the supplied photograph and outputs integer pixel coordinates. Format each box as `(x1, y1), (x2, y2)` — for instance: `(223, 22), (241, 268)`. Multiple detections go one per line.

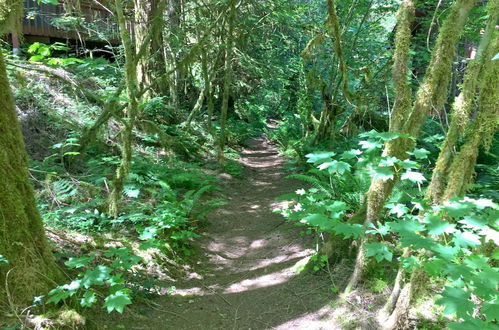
(305, 151), (336, 164)
(104, 290), (132, 313)
(437, 286), (474, 319)
(365, 242), (393, 262)
(401, 171), (426, 184)
(81, 266), (112, 288)
(317, 160), (351, 175)
(302, 214), (334, 231)
(424, 214), (456, 235)
(372, 166), (395, 181)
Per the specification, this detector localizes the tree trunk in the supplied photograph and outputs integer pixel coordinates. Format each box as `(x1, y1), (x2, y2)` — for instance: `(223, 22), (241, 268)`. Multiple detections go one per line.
(442, 33), (498, 200)
(217, 0), (236, 165)
(0, 47), (62, 306)
(134, 0), (167, 98)
(344, 0), (475, 293)
(314, 0), (350, 143)
(425, 2), (498, 204)
(108, 0), (141, 217)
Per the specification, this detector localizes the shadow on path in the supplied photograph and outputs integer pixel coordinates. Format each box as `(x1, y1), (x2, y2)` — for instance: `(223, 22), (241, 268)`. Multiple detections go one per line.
(96, 137), (341, 330)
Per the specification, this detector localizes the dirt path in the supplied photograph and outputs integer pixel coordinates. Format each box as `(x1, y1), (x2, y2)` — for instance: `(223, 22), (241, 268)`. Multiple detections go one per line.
(100, 137), (338, 329)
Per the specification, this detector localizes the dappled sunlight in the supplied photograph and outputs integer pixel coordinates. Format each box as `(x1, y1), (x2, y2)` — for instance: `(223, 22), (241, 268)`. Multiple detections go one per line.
(224, 266), (295, 293)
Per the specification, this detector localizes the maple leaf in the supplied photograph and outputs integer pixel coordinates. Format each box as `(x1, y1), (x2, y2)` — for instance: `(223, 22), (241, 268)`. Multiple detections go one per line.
(104, 290), (132, 313)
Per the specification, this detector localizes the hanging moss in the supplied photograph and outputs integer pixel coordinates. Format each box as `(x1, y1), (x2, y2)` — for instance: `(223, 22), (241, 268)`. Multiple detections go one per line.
(425, 2), (498, 204)
(442, 35), (499, 200)
(403, 0), (476, 138)
(389, 0), (415, 133)
(341, 0), (476, 296)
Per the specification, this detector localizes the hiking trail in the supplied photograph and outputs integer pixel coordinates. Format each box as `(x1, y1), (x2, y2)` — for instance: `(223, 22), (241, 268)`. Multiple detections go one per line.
(98, 137), (339, 329)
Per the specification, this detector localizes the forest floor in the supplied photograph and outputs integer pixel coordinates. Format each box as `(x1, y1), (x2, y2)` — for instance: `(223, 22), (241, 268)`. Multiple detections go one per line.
(93, 136), (357, 329)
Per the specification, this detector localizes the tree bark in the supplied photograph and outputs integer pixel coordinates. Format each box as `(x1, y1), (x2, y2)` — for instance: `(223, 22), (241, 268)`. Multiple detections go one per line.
(0, 47), (62, 306)
(344, 0), (475, 294)
(108, 0), (141, 217)
(217, 0), (236, 165)
(426, 0), (498, 203)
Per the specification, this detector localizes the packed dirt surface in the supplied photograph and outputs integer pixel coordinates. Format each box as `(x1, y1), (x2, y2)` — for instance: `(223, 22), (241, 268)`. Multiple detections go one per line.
(96, 137), (341, 329)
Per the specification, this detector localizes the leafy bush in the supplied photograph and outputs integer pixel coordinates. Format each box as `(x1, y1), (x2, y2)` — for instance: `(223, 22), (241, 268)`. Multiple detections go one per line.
(277, 131), (499, 328)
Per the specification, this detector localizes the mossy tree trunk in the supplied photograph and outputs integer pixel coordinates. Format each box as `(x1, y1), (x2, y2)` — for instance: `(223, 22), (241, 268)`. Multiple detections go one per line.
(108, 0), (141, 217)
(134, 0), (167, 98)
(343, 0), (475, 295)
(424, 0), (498, 204)
(314, 0), (351, 143)
(0, 5), (62, 304)
(382, 33), (497, 329)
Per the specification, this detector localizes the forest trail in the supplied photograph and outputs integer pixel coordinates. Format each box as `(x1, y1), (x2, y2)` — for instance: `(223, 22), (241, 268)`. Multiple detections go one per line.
(99, 136), (339, 329)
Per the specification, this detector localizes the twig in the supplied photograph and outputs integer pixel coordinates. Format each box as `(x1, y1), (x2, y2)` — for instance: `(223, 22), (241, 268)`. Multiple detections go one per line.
(202, 285), (232, 306)
(145, 302), (190, 322)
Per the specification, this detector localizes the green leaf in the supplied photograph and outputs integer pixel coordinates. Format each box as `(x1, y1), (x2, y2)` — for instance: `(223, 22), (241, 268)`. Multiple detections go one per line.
(341, 149), (362, 160)
(372, 166), (395, 181)
(39, 0), (60, 4)
(0, 255), (8, 264)
(401, 171), (426, 184)
(80, 291), (97, 307)
(139, 226), (159, 240)
(386, 203), (409, 217)
(325, 201), (349, 220)
(365, 242), (393, 262)
(464, 254), (489, 270)
(399, 159), (419, 170)
(46, 287), (71, 304)
(451, 231), (481, 249)
(448, 319), (496, 330)
(302, 213), (334, 231)
(407, 148), (430, 159)
(442, 200), (473, 218)
(482, 302), (499, 321)
(124, 186), (140, 198)
(29, 55), (45, 62)
(305, 151), (336, 164)
(359, 140), (383, 151)
(379, 157), (399, 167)
(401, 256), (419, 270)
(437, 286), (474, 319)
(366, 221), (390, 236)
(317, 160), (351, 175)
(423, 214), (456, 235)
(103, 290), (132, 313)
(65, 255), (95, 269)
(332, 222), (365, 239)
(81, 266), (112, 288)
(389, 219), (425, 233)
(433, 244), (459, 260)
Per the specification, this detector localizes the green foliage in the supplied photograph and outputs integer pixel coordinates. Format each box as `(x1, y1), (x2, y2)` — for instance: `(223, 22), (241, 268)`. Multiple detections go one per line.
(46, 247), (140, 313)
(27, 42), (83, 66)
(278, 130), (499, 327)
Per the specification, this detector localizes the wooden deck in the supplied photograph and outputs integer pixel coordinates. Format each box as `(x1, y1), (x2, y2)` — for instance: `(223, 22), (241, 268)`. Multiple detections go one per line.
(21, 0), (115, 41)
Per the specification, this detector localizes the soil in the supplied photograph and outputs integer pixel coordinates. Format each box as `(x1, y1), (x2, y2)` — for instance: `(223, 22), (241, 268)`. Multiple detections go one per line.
(94, 137), (343, 329)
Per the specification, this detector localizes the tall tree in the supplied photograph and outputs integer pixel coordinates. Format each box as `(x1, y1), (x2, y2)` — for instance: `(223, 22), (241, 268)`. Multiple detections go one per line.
(343, 0), (476, 294)
(217, 0), (236, 164)
(0, 0), (62, 306)
(134, 0), (167, 98)
(108, 0), (141, 217)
